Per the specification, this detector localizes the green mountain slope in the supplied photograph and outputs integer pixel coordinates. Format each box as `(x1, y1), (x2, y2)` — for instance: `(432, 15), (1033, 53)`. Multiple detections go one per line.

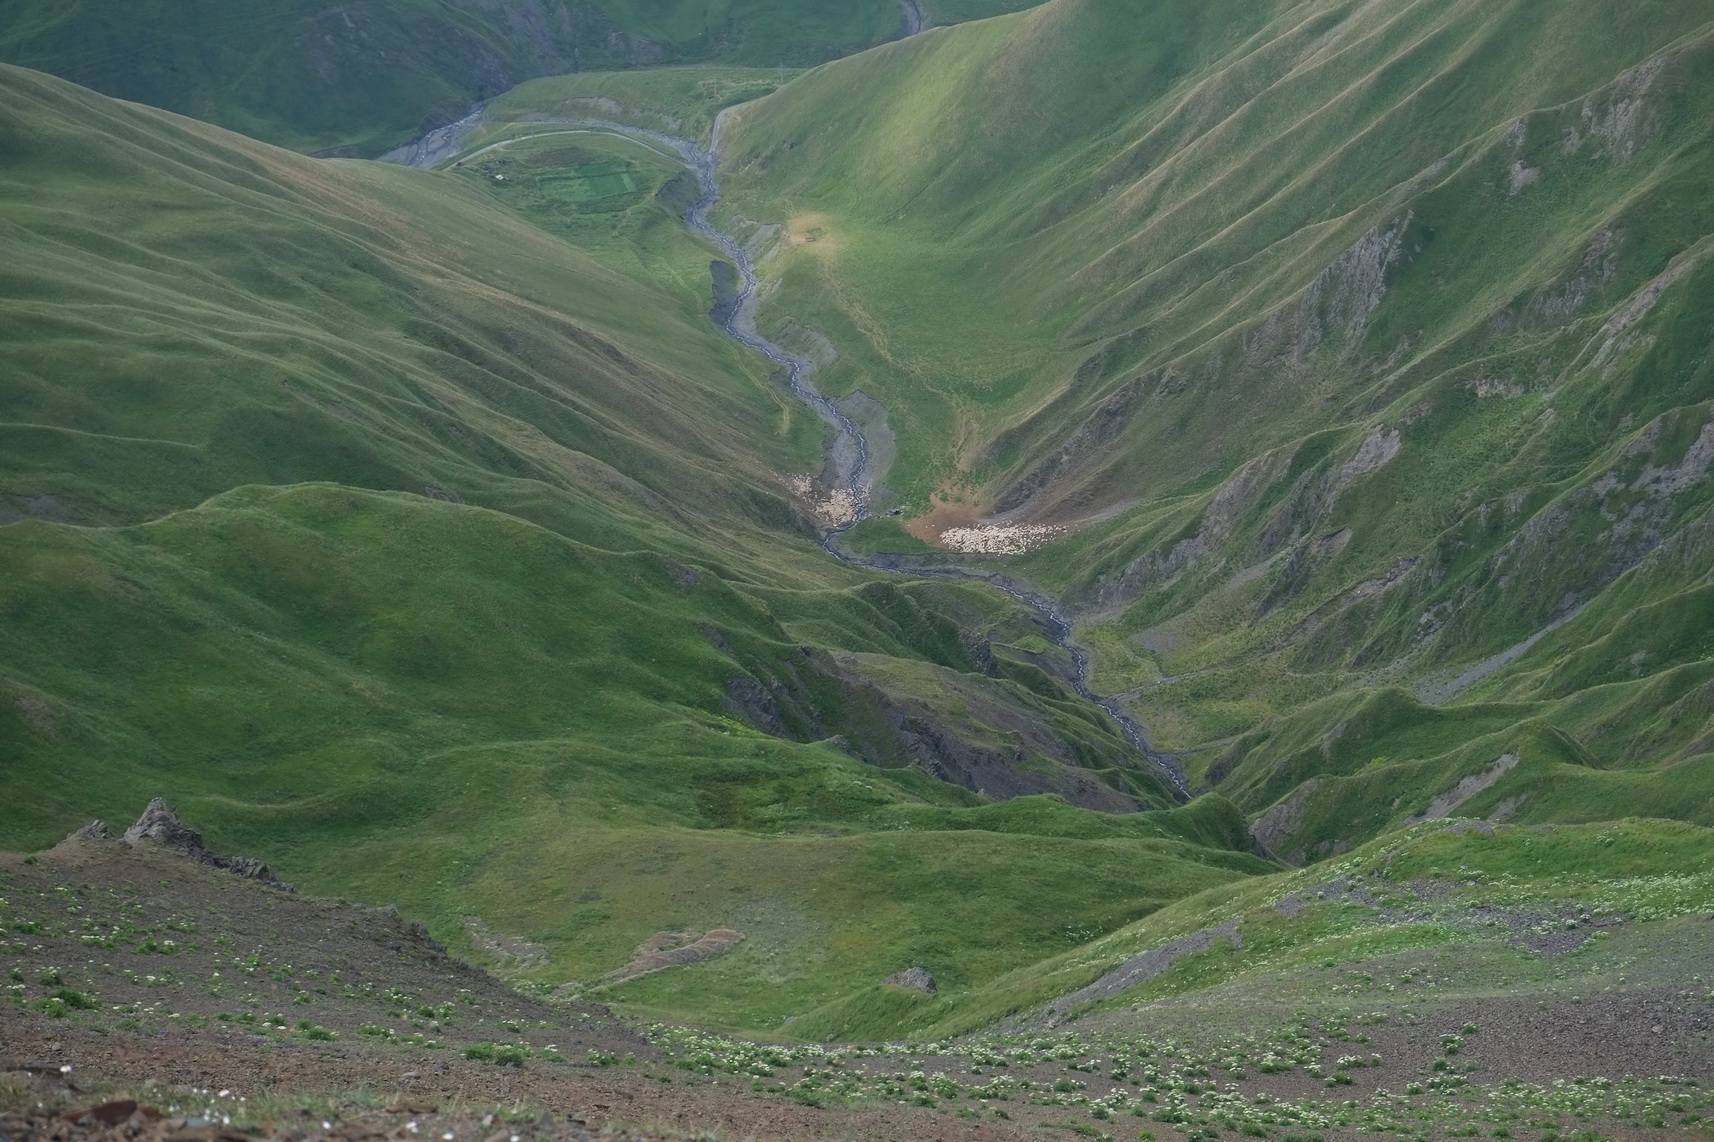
(0, 0), (1043, 157)
(812, 814), (1714, 1039)
(715, 0), (1714, 860)
(0, 63), (830, 551)
(6, 0), (1713, 1049)
(0, 61), (1250, 1033)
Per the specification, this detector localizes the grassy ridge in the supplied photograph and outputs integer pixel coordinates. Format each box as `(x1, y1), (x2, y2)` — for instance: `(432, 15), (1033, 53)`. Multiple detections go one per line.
(712, 0), (1714, 859)
(0, 62), (818, 534)
(476, 67), (805, 148)
(718, 0), (1714, 499)
(0, 480), (1266, 1028)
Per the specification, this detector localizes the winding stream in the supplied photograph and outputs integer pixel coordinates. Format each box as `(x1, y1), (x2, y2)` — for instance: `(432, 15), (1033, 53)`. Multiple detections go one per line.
(625, 117), (876, 523)
(403, 113), (1187, 797)
(668, 114), (1189, 796)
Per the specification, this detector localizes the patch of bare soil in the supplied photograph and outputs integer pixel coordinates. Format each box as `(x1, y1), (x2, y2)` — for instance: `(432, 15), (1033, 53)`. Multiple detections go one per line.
(904, 494), (983, 546)
(596, 932), (743, 988)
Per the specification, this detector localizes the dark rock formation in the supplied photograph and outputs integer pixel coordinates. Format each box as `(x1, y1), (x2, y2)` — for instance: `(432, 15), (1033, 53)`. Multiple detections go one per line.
(68, 819), (114, 841)
(709, 260), (741, 327)
(114, 798), (295, 892)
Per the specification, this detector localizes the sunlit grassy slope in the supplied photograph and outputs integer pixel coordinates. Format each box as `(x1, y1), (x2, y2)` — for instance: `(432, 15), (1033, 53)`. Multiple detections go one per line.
(716, 0), (1714, 860)
(0, 0), (1045, 157)
(0, 65), (817, 534)
(2, 480), (1264, 1027)
(0, 62), (1256, 1033)
(891, 815), (1714, 1039)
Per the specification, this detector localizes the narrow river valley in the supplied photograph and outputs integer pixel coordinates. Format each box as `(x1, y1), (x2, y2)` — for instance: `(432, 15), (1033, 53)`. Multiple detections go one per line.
(395, 109), (1188, 798)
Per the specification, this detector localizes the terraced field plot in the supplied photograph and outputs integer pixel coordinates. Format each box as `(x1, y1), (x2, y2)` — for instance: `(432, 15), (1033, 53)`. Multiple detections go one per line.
(538, 162), (637, 203)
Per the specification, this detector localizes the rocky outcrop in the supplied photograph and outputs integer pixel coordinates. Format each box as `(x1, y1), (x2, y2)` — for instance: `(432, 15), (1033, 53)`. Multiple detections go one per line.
(724, 674), (793, 739)
(886, 709), (1141, 813)
(1019, 919), (1243, 1028)
(77, 798), (297, 892)
(1248, 778), (1327, 865)
(1244, 215), (1412, 371)
(463, 916), (548, 968)
(992, 378), (1145, 517)
(708, 260), (741, 327)
(1405, 753), (1521, 823)
(830, 652), (1149, 812)
(883, 966), (938, 994)
(704, 623), (1156, 809)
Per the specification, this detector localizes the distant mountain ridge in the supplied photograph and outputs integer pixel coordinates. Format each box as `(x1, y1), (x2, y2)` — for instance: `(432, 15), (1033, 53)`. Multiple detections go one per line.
(0, 0), (1041, 156)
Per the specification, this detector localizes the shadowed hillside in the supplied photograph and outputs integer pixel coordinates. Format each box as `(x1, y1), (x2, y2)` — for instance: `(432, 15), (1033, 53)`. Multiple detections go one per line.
(0, 0), (1044, 157)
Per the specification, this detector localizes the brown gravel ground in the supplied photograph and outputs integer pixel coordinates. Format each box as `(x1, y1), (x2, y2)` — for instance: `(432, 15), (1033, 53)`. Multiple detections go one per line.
(0, 837), (1047, 1141)
(3, 837), (1712, 1142)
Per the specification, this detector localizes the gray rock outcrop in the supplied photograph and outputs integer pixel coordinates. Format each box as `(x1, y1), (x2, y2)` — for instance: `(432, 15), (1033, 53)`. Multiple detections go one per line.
(883, 966), (938, 994)
(113, 798), (295, 891)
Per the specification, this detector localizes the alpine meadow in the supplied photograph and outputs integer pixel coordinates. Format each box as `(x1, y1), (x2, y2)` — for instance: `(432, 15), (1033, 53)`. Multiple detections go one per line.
(1, 2), (1712, 1141)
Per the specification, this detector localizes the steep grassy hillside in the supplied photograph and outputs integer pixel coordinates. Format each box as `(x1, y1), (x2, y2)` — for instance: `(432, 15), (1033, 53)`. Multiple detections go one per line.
(716, 0), (1714, 859)
(0, 0), (1044, 157)
(0, 62), (1250, 1034)
(2, 481), (1262, 1028)
(0, 65), (814, 537)
(12, 820), (1705, 1139)
(7, 0), (1710, 1049)
(616, 817), (1713, 1138)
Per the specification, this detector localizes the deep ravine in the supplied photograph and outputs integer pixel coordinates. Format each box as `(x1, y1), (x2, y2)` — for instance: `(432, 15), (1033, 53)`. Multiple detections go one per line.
(390, 111), (1189, 799)
(669, 111), (1189, 797)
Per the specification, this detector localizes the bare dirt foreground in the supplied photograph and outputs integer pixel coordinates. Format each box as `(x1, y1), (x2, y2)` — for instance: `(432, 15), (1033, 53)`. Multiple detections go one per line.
(3, 812), (1713, 1142)
(0, 820), (1042, 1142)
